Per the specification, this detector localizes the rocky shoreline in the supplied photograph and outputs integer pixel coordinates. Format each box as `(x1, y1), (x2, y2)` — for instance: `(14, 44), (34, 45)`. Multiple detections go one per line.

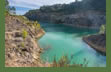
(83, 34), (106, 56)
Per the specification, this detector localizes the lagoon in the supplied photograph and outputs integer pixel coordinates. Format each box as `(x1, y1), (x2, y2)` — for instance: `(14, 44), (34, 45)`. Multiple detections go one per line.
(38, 22), (106, 67)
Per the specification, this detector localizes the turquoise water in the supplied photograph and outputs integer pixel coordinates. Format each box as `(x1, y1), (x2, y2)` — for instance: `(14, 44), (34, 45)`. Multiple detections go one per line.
(38, 22), (106, 67)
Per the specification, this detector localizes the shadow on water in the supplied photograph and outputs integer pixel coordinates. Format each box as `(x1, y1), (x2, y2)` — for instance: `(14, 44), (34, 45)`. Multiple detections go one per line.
(40, 22), (99, 36)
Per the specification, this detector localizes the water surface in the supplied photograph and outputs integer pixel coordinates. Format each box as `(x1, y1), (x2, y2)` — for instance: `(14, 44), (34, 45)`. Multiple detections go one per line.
(38, 22), (106, 67)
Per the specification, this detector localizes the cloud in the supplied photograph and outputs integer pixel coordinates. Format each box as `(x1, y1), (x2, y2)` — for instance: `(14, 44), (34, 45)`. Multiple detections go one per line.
(8, 0), (76, 15)
(8, 0), (75, 9)
(16, 10), (28, 15)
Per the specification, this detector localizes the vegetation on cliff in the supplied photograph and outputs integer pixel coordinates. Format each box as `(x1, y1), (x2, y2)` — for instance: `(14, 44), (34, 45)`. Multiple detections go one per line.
(5, 0), (16, 14)
(25, 0), (106, 15)
(5, 0), (106, 67)
(24, 0), (106, 56)
(5, 10), (85, 67)
(5, 14), (84, 67)
(24, 0), (106, 28)
(5, 12), (47, 67)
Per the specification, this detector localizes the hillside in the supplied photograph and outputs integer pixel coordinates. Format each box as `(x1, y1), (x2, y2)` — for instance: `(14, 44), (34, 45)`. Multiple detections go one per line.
(5, 0), (106, 67)
(24, 0), (106, 56)
(24, 0), (106, 29)
(5, 13), (50, 67)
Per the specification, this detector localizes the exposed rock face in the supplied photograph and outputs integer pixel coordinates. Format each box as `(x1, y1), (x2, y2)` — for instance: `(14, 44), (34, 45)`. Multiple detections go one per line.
(5, 15), (50, 67)
(83, 34), (106, 55)
(25, 1), (106, 29)
(25, 11), (105, 29)
(62, 11), (105, 29)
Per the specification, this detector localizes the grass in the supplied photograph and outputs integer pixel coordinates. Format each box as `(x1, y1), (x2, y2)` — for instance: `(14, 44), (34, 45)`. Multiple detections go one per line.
(51, 55), (87, 67)
(6, 11), (41, 31)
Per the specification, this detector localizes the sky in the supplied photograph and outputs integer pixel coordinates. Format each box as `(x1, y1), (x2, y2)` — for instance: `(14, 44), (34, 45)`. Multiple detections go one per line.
(8, 0), (82, 15)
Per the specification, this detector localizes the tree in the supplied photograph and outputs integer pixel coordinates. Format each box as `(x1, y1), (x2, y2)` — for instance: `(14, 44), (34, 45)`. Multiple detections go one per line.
(5, 0), (9, 7)
(5, 0), (9, 11)
(82, 0), (106, 12)
(10, 6), (16, 14)
(5, 0), (16, 14)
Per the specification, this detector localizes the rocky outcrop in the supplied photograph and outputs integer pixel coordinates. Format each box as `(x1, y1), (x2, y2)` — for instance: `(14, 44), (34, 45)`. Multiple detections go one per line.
(25, 11), (105, 29)
(83, 34), (106, 55)
(61, 11), (105, 29)
(24, 0), (106, 29)
(5, 15), (50, 67)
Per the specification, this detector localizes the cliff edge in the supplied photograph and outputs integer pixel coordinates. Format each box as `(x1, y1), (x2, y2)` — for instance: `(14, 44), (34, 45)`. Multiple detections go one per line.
(5, 14), (50, 67)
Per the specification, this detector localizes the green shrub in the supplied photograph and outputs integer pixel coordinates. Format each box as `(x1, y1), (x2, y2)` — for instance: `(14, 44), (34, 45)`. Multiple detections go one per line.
(52, 55), (77, 67)
(22, 29), (28, 39)
(37, 23), (41, 28)
(99, 24), (105, 34)
(21, 42), (25, 48)
(5, 11), (10, 16)
(52, 55), (88, 67)
(52, 55), (69, 67)
(58, 55), (69, 67)
(33, 21), (41, 33)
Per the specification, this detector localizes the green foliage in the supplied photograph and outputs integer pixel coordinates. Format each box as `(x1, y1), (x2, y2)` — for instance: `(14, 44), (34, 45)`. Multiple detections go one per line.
(22, 29), (28, 39)
(18, 16), (30, 24)
(33, 21), (41, 29)
(99, 25), (105, 34)
(21, 42), (25, 48)
(17, 16), (41, 31)
(37, 24), (41, 28)
(52, 56), (57, 67)
(52, 55), (81, 67)
(52, 55), (89, 67)
(19, 16), (28, 21)
(5, 0), (9, 11)
(5, 0), (16, 14)
(10, 6), (16, 14)
(5, 0), (9, 6)
(25, 0), (106, 21)
(33, 21), (38, 26)
(58, 55), (70, 67)
(52, 55), (69, 67)
(90, 0), (106, 11)
(5, 11), (10, 16)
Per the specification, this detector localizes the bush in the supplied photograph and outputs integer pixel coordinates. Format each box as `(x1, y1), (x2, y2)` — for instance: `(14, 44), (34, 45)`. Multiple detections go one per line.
(52, 55), (81, 67)
(33, 21), (41, 29)
(99, 25), (105, 34)
(5, 11), (10, 16)
(52, 55), (69, 67)
(22, 29), (28, 39)
(58, 55), (70, 67)
(52, 55), (88, 67)
(21, 42), (25, 48)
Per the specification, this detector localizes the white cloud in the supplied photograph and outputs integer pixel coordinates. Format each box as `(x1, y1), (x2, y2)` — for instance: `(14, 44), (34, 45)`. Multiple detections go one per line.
(8, 0), (75, 9)
(16, 10), (27, 15)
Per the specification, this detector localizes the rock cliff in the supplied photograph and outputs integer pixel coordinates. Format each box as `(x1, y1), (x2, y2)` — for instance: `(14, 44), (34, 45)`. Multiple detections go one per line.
(24, 0), (106, 29)
(5, 14), (51, 67)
